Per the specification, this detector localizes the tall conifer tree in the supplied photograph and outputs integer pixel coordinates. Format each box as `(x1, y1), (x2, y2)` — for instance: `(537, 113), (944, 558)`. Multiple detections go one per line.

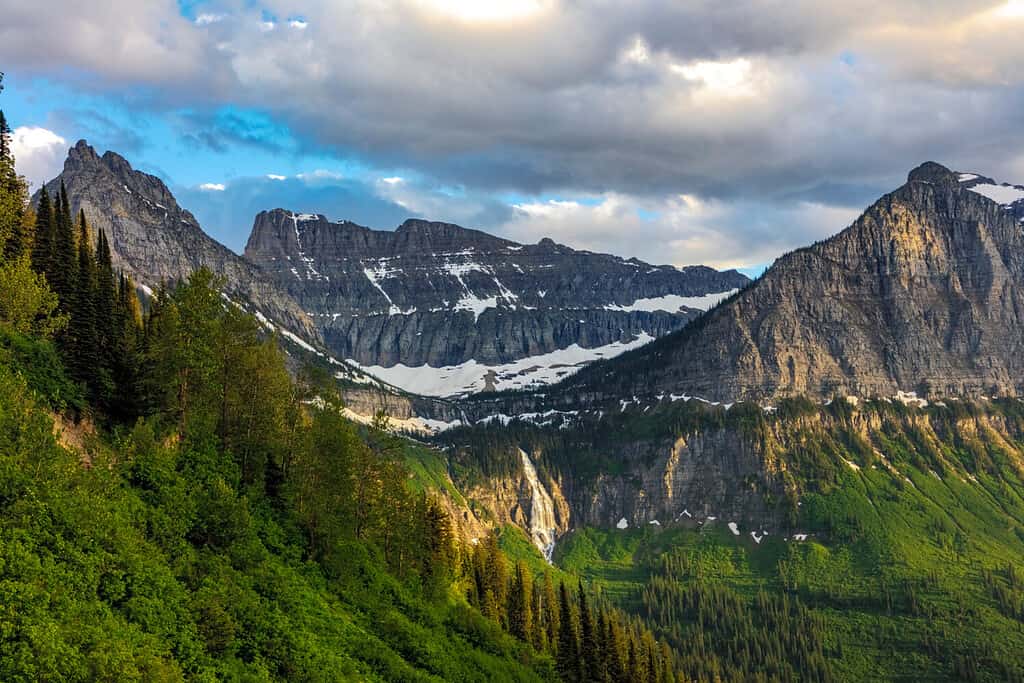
(71, 210), (99, 389)
(557, 582), (580, 683)
(579, 580), (599, 682)
(31, 187), (53, 275)
(50, 181), (78, 307)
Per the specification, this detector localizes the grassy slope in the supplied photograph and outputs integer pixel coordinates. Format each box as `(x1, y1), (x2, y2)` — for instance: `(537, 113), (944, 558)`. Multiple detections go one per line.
(550, 403), (1024, 682)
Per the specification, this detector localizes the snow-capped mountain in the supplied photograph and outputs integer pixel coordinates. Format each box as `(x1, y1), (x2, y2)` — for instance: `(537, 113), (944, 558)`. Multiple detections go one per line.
(243, 209), (749, 396)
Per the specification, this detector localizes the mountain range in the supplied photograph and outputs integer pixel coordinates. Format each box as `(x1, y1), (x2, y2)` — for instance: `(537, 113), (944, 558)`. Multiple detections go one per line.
(44, 140), (747, 399)
(244, 208), (746, 395)
(21, 138), (1024, 682)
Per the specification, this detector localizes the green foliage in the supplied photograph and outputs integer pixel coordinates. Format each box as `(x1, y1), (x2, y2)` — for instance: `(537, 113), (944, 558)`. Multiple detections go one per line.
(0, 256), (559, 680)
(0, 323), (84, 410)
(547, 401), (1024, 682)
(0, 253), (67, 337)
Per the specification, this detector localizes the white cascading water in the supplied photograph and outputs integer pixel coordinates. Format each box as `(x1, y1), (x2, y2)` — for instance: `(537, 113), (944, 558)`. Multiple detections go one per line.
(517, 448), (558, 562)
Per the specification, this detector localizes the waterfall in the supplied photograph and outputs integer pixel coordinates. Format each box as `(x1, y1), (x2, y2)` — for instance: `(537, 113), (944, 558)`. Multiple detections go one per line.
(518, 448), (558, 562)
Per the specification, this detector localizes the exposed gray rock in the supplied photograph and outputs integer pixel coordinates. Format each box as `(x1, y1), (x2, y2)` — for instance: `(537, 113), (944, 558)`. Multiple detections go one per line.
(41, 141), (319, 341)
(561, 162), (1024, 403)
(243, 209), (749, 369)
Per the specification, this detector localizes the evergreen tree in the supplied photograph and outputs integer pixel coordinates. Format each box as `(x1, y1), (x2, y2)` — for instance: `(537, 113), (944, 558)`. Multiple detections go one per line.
(0, 108), (29, 260)
(508, 561), (533, 642)
(31, 187), (52, 275)
(109, 271), (143, 421)
(557, 582), (580, 682)
(94, 228), (117, 403)
(70, 210), (99, 389)
(49, 182), (77, 308)
(579, 580), (599, 681)
(543, 572), (559, 656)
(0, 109), (8, 160)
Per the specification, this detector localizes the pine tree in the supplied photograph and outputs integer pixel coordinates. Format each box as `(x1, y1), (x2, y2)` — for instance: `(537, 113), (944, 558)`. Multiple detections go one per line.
(543, 572), (559, 656)
(31, 187), (53, 275)
(579, 580), (599, 681)
(49, 182), (77, 308)
(0, 110), (8, 161)
(70, 209), (99, 389)
(0, 108), (28, 260)
(94, 228), (117, 405)
(108, 271), (140, 419)
(508, 561), (533, 642)
(557, 582), (580, 683)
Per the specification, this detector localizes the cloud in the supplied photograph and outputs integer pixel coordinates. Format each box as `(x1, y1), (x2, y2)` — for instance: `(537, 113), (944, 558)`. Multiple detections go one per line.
(11, 126), (67, 189)
(199, 182), (226, 191)
(296, 169), (345, 181)
(267, 174), (287, 180)
(499, 193), (859, 269)
(4, 1), (1024, 267)
(194, 13), (226, 26)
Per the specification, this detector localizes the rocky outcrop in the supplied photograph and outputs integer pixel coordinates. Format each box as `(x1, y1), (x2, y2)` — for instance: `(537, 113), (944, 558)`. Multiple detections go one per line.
(450, 398), (1024, 545)
(42, 141), (319, 341)
(562, 162), (1024, 403)
(243, 210), (748, 373)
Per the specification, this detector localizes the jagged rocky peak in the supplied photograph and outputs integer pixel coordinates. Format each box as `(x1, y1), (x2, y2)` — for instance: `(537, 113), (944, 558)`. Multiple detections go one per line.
(61, 140), (181, 212)
(243, 208), (749, 396)
(45, 141), (320, 342)
(560, 161), (1024, 404)
(907, 160), (959, 185)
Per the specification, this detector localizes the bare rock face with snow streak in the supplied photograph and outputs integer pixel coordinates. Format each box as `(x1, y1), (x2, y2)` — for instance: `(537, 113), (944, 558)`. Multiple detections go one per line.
(243, 209), (748, 393)
(562, 161), (1024, 403)
(42, 141), (319, 341)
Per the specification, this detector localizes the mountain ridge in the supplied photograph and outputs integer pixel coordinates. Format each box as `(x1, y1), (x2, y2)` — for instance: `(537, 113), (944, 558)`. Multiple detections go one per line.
(556, 161), (1024, 404)
(243, 207), (748, 395)
(41, 140), (321, 342)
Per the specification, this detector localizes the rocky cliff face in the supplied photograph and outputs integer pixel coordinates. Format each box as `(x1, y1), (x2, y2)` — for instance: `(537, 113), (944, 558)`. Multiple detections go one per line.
(561, 162), (1024, 403)
(448, 397), (1024, 549)
(43, 141), (319, 341)
(243, 209), (748, 395)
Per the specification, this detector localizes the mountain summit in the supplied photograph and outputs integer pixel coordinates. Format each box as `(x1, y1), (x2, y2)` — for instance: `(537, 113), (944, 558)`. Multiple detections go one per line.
(562, 162), (1024, 403)
(243, 208), (748, 396)
(42, 140), (319, 341)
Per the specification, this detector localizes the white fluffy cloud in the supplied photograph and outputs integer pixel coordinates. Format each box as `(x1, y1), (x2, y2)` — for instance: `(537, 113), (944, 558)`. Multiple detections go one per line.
(11, 126), (67, 189)
(199, 182), (226, 191)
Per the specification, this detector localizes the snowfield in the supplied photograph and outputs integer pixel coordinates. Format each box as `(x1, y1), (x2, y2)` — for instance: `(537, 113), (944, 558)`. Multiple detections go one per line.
(350, 332), (656, 397)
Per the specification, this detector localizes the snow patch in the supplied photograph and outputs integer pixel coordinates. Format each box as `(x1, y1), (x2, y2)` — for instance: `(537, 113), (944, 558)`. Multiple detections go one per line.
(349, 332), (655, 397)
(728, 522), (740, 536)
(616, 517), (629, 530)
(967, 183), (1024, 205)
(605, 289), (739, 313)
(895, 390), (928, 408)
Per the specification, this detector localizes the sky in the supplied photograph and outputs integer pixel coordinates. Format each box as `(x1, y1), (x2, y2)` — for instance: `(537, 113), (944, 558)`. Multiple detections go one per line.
(2, 1), (1024, 275)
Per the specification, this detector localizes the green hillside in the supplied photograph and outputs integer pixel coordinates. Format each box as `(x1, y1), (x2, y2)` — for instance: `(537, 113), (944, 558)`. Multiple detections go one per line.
(549, 401), (1024, 682)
